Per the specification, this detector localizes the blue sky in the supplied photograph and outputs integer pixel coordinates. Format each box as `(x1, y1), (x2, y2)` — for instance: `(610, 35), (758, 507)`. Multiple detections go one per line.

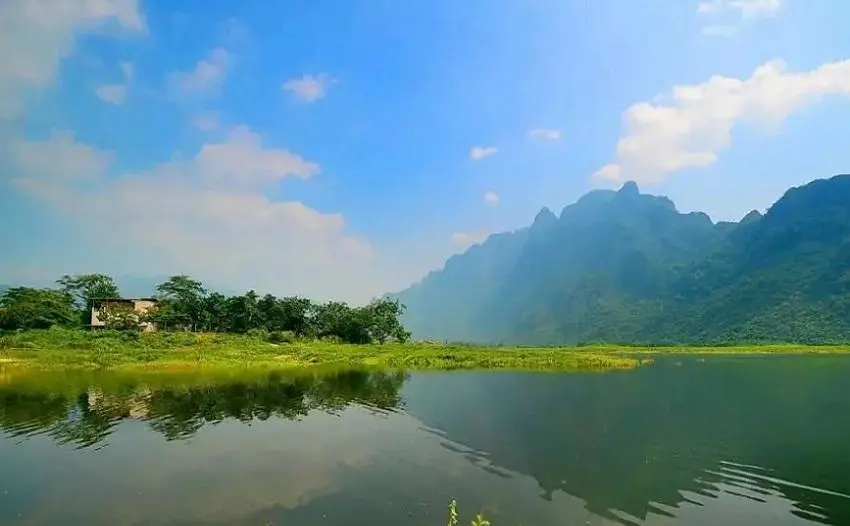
(1, 0), (849, 302)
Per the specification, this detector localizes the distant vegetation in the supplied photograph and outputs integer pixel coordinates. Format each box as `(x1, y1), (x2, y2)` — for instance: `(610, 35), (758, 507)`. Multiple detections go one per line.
(0, 328), (643, 371)
(0, 273), (410, 345)
(397, 174), (850, 345)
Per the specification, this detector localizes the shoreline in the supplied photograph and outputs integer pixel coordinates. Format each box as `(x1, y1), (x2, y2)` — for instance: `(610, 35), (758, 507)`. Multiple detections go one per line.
(3, 329), (850, 372)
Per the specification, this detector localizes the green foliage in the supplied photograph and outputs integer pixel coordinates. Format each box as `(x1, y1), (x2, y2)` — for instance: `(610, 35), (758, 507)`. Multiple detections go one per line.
(398, 174), (850, 345)
(56, 273), (121, 327)
(268, 330), (295, 344)
(0, 273), (411, 346)
(0, 287), (77, 330)
(447, 500), (491, 526)
(0, 329), (645, 371)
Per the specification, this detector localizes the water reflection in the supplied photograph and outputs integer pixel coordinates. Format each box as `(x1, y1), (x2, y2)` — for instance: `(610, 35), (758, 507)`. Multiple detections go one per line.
(401, 356), (850, 525)
(2, 358), (850, 525)
(0, 368), (408, 448)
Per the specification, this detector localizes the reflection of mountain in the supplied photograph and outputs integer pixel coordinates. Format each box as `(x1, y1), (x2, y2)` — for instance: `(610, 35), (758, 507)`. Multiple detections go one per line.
(0, 369), (408, 448)
(400, 357), (850, 525)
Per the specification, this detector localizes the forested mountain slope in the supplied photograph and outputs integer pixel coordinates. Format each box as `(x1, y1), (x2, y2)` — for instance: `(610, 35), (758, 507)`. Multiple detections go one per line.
(395, 174), (850, 344)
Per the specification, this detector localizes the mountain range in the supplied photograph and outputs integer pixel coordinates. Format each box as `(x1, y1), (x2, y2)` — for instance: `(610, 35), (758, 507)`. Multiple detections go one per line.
(395, 174), (850, 345)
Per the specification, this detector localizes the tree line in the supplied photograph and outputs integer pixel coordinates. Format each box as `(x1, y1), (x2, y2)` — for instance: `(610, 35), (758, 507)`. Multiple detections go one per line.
(0, 274), (411, 344)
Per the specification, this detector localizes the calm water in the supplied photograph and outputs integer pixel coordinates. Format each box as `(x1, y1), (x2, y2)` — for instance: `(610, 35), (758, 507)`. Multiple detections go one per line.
(2, 356), (850, 525)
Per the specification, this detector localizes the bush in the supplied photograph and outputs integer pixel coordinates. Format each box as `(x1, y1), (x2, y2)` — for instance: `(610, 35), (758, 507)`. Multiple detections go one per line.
(268, 330), (295, 344)
(246, 327), (270, 341)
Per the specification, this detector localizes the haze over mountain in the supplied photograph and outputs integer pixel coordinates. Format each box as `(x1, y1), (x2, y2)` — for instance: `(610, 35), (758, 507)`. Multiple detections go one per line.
(396, 174), (850, 345)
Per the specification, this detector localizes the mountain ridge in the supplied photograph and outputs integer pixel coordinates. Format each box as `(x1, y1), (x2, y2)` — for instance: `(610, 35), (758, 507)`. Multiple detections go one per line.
(396, 174), (850, 345)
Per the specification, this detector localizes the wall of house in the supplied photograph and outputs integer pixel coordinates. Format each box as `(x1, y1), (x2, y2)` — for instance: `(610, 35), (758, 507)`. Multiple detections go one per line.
(90, 300), (159, 331)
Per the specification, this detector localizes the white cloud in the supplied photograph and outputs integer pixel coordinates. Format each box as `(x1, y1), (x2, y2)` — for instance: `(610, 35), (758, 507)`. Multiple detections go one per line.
(192, 112), (222, 131)
(528, 128), (562, 141)
(10, 131), (112, 180)
(0, 0), (145, 118)
(94, 60), (134, 105)
(194, 126), (320, 188)
(120, 61), (134, 81)
(593, 58), (850, 185)
(698, 0), (779, 37)
(469, 146), (498, 160)
(171, 47), (230, 96)
(450, 231), (489, 249)
(729, 0), (781, 17)
(95, 84), (126, 104)
(701, 24), (740, 37)
(282, 74), (336, 103)
(483, 191), (499, 205)
(9, 127), (384, 303)
(698, 0), (780, 17)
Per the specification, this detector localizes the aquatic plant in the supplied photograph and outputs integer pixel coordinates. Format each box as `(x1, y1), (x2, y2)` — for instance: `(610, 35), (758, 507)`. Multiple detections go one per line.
(448, 500), (491, 526)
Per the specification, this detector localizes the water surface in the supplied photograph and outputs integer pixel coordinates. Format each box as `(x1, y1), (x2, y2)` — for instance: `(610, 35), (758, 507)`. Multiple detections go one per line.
(1, 356), (849, 525)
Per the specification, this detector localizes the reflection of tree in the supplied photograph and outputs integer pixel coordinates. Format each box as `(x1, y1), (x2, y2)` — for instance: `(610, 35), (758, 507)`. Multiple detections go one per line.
(403, 358), (850, 526)
(0, 370), (408, 447)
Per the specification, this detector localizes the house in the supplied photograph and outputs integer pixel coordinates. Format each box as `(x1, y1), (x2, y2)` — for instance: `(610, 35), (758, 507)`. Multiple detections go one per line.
(90, 298), (159, 332)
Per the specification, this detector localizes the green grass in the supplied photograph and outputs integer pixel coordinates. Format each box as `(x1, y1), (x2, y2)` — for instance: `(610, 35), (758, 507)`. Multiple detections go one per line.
(4, 329), (847, 373)
(585, 343), (850, 354)
(0, 328), (643, 372)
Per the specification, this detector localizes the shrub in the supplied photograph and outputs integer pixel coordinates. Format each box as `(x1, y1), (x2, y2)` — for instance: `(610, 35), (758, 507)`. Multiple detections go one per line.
(268, 330), (295, 344)
(246, 328), (270, 341)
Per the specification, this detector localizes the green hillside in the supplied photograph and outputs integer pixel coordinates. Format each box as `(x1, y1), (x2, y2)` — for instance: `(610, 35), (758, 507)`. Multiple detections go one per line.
(396, 174), (850, 345)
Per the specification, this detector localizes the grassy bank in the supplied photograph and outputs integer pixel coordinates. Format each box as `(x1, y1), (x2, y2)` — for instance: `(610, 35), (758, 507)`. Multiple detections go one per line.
(0, 329), (642, 372)
(588, 343), (850, 354)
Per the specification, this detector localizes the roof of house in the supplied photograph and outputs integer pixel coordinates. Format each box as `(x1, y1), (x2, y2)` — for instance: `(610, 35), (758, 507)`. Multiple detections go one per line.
(92, 297), (159, 304)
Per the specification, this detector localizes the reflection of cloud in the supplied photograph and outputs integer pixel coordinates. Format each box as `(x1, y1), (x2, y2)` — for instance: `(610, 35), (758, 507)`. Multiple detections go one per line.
(27, 407), (386, 524)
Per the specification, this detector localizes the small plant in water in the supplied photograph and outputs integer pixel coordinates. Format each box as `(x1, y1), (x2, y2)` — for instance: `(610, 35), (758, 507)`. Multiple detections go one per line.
(448, 499), (491, 526)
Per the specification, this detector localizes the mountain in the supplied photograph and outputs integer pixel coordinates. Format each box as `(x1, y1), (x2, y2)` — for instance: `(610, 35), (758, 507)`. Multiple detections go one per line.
(396, 174), (850, 345)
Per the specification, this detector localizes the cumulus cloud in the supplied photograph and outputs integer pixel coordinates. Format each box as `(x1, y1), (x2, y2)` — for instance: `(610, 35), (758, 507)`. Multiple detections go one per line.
(701, 25), (740, 37)
(95, 84), (126, 104)
(171, 47), (230, 96)
(94, 60), (135, 104)
(528, 128), (561, 141)
(698, 0), (780, 17)
(120, 61), (134, 81)
(10, 131), (112, 180)
(192, 112), (222, 131)
(194, 126), (320, 188)
(698, 0), (780, 37)
(0, 0), (145, 118)
(282, 74), (336, 103)
(483, 191), (499, 205)
(469, 146), (498, 160)
(9, 127), (383, 303)
(593, 59), (850, 185)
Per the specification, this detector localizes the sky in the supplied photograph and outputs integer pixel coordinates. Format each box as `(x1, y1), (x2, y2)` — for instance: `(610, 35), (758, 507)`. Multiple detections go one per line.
(1, 0), (849, 303)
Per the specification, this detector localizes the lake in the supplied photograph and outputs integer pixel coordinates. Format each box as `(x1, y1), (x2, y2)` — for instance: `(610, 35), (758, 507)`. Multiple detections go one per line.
(2, 356), (850, 525)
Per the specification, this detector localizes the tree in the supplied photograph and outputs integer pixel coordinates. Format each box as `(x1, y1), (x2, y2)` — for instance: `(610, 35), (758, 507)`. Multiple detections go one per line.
(364, 297), (411, 343)
(0, 287), (77, 330)
(201, 293), (229, 332)
(154, 276), (207, 331)
(56, 274), (121, 326)
(56, 274), (121, 310)
(226, 291), (260, 333)
(280, 296), (313, 336)
(311, 301), (370, 343)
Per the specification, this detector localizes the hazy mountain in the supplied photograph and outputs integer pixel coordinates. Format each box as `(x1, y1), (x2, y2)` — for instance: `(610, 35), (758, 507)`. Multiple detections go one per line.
(396, 174), (850, 345)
